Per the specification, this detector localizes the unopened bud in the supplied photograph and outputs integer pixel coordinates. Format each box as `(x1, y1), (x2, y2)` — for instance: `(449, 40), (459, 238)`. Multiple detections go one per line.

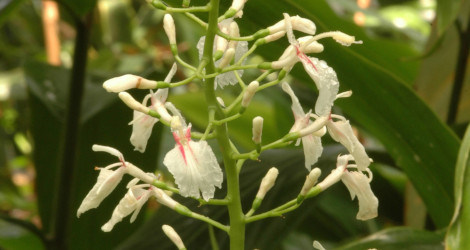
(231, 0), (247, 12)
(256, 167), (279, 199)
(331, 31), (362, 46)
(268, 15), (316, 35)
(317, 155), (352, 190)
(163, 14), (176, 45)
(119, 92), (150, 114)
(218, 48), (235, 69)
(162, 225), (186, 250)
(252, 116), (264, 144)
(216, 97), (226, 107)
(153, 188), (179, 209)
(103, 75), (157, 92)
(300, 168), (321, 196)
(242, 81), (259, 107)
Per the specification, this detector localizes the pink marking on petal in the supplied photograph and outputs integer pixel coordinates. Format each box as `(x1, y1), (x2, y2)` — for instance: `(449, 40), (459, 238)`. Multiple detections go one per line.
(173, 132), (188, 165)
(185, 127), (192, 141)
(295, 46), (317, 71)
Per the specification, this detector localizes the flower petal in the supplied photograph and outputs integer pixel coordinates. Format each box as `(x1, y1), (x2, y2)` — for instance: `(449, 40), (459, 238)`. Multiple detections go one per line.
(163, 140), (223, 201)
(327, 120), (370, 171)
(341, 171), (378, 220)
(302, 134), (323, 170)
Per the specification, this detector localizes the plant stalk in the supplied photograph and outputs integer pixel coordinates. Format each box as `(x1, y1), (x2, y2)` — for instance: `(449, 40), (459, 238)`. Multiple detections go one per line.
(202, 0), (245, 249)
(49, 12), (93, 250)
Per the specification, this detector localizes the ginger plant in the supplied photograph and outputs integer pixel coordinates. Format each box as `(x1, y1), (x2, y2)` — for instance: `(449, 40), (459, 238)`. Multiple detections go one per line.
(76, 0), (378, 249)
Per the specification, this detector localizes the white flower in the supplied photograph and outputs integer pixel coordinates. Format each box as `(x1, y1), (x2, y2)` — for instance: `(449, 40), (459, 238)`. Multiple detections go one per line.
(326, 117), (370, 171)
(197, 19), (248, 88)
(318, 154), (378, 221)
(281, 13), (339, 116)
(282, 82), (323, 170)
(163, 117), (223, 201)
(267, 15), (316, 35)
(77, 145), (156, 218)
(128, 64), (177, 152)
(341, 169), (378, 220)
(101, 183), (153, 232)
(77, 163), (126, 217)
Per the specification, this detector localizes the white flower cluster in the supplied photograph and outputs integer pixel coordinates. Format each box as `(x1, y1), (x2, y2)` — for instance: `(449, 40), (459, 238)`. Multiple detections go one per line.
(275, 14), (377, 220)
(77, 1), (377, 237)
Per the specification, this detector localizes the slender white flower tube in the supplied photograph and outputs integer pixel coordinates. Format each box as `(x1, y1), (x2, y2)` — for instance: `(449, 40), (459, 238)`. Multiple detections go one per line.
(163, 14), (176, 45)
(153, 188), (179, 209)
(331, 31), (362, 46)
(119, 92), (150, 114)
(242, 81), (259, 108)
(103, 75), (157, 92)
(252, 116), (264, 144)
(101, 185), (153, 232)
(313, 241), (326, 250)
(162, 225), (186, 250)
(317, 154), (352, 190)
(326, 118), (370, 171)
(282, 82), (323, 170)
(256, 167), (279, 199)
(163, 116), (223, 201)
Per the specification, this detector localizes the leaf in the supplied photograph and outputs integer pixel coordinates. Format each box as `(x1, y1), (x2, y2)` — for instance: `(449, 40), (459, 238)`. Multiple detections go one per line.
(232, 0), (459, 228)
(0, 0), (27, 28)
(337, 227), (445, 250)
(446, 124), (470, 249)
(436, 0), (462, 36)
(26, 61), (162, 250)
(117, 148), (374, 249)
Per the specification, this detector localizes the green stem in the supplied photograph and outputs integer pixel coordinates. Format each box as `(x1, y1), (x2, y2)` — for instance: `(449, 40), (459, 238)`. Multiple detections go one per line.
(208, 225), (220, 250)
(202, 0), (245, 248)
(245, 186), (322, 223)
(166, 4), (210, 12)
(447, 19), (470, 125)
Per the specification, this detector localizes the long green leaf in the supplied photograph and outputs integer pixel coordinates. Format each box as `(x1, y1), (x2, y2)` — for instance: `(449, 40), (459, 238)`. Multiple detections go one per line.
(446, 124), (470, 249)
(337, 227), (444, 250)
(436, 0), (462, 36)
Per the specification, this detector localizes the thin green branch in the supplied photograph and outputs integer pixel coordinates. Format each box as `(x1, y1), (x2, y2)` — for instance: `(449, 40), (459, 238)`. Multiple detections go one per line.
(152, 180), (228, 205)
(209, 225), (220, 250)
(166, 4), (210, 13)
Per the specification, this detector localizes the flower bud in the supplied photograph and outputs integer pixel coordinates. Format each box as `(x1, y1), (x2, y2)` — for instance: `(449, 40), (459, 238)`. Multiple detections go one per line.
(256, 167), (279, 199)
(268, 15), (316, 35)
(163, 14), (176, 45)
(228, 21), (240, 50)
(103, 75), (157, 92)
(162, 225), (186, 250)
(119, 92), (150, 114)
(300, 168), (321, 196)
(231, 0), (247, 12)
(331, 31), (362, 46)
(252, 116), (264, 144)
(216, 97), (226, 107)
(242, 81), (259, 107)
(218, 48), (235, 69)
(317, 155), (352, 190)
